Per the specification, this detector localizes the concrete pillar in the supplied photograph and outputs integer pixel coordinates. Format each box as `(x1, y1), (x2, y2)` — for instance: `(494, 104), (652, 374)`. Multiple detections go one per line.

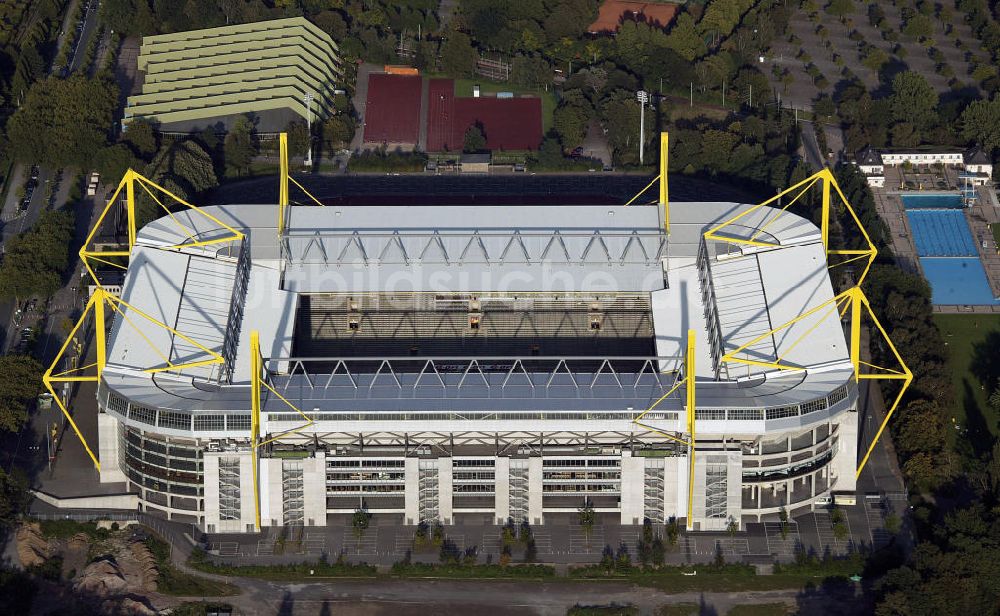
(259, 458), (282, 527)
(494, 457), (510, 524)
(203, 454), (220, 532)
(97, 413), (126, 483)
(831, 410), (859, 493)
(303, 451), (326, 526)
(438, 458), (453, 524)
(239, 452), (256, 532)
(404, 457), (419, 524)
(527, 457), (543, 525)
(619, 451), (644, 525)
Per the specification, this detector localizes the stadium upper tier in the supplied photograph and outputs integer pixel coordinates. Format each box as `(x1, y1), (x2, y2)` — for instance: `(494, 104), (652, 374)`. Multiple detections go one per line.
(99, 202), (853, 436)
(124, 17), (341, 130)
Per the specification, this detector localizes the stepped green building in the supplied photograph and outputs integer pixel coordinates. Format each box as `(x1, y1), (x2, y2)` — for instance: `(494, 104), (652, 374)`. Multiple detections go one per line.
(124, 17), (342, 132)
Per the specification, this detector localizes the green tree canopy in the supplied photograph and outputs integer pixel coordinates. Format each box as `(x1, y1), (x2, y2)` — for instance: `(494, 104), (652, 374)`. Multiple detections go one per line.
(224, 116), (258, 176)
(0, 355), (44, 433)
(0, 211), (74, 301)
(5, 76), (118, 167)
(136, 138), (218, 227)
(440, 29), (478, 78)
(123, 118), (159, 158)
(552, 104), (588, 148)
(462, 124), (487, 152)
(961, 97), (1000, 156)
(890, 71), (938, 130)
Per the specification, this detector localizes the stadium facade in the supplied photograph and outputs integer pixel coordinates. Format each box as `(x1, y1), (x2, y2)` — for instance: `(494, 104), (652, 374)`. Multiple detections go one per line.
(123, 17), (342, 132)
(90, 195), (859, 534)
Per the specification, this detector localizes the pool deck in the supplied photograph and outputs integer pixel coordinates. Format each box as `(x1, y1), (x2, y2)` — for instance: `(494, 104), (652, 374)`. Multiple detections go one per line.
(873, 170), (1000, 313)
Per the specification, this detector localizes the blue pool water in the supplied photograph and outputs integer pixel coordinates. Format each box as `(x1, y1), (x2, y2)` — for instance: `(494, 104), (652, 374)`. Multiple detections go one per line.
(901, 193), (965, 209)
(906, 209), (978, 256)
(920, 258), (999, 305)
(900, 193), (999, 305)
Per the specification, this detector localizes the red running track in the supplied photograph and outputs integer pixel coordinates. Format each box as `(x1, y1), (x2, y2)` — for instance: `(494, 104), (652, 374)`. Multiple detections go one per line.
(427, 78), (543, 152)
(363, 74), (422, 144)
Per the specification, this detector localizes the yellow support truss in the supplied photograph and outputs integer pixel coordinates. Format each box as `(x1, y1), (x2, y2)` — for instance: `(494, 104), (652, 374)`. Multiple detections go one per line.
(720, 286), (912, 479)
(703, 168), (878, 286)
(277, 132), (324, 236)
(42, 288), (227, 470)
(249, 329), (315, 531)
(633, 330), (697, 530)
(624, 132), (669, 234)
(80, 169), (244, 287)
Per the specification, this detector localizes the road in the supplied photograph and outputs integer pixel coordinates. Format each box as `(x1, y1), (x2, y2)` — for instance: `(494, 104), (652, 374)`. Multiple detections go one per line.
(0, 0), (101, 475)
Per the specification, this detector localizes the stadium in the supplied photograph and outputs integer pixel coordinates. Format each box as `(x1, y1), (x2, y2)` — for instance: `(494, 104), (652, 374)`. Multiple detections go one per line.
(53, 137), (907, 535)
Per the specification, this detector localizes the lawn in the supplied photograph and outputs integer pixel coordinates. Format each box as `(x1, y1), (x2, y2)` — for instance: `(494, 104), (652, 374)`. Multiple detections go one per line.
(452, 77), (557, 133)
(934, 314), (1000, 445)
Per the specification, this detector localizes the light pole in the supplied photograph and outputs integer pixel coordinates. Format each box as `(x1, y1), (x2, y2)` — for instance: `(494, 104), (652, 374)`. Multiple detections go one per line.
(637, 90), (648, 165)
(303, 92), (314, 169)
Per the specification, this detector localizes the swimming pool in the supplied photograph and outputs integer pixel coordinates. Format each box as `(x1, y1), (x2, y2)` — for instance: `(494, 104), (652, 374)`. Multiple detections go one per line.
(920, 258), (999, 305)
(906, 209), (978, 256)
(900, 193), (999, 304)
(901, 193), (965, 209)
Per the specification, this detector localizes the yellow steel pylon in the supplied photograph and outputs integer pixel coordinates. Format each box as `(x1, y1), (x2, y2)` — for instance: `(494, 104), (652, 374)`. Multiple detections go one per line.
(249, 330), (315, 531)
(633, 329), (696, 530)
(80, 169), (244, 287)
(625, 131), (669, 234)
(703, 168), (878, 286)
(721, 286), (912, 479)
(277, 132), (324, 236)
(43, 287), (228, 470)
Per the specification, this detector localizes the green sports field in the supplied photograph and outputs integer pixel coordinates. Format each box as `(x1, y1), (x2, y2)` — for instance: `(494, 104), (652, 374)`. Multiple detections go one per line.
(934, 314), (1000, 444)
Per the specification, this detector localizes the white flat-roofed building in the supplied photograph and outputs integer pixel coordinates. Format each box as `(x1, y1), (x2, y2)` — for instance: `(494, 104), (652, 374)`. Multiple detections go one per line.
(95, 200), (858, 533)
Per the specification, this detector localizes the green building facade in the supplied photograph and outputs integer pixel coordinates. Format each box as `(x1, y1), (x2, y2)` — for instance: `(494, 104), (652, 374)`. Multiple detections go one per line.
(125, 17), (342, 132)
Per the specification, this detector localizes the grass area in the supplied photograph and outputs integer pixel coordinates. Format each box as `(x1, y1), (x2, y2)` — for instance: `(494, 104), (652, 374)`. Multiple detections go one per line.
(568, 604), (638, 615)
(144, 538), (239, 597)
(934, 314), (1000, 441)
(657, 605), (699, 616)
(189, 548), (377, 581)
(390, 563), (555, 578)
(990, 223), (1000, 249)
(453, 77), (557, 133)
(726, 604), (794, 616)
(37, 519), (112, 540)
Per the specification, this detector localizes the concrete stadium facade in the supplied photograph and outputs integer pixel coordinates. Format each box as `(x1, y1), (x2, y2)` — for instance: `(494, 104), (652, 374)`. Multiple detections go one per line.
(93, 201), (858, 534)
(124, 17), (342, 131)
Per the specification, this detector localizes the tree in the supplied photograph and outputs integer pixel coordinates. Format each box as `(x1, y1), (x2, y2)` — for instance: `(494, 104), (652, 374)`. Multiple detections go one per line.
(890, 72), (938, 130)
(651, 535), (665, 567)
(6, 76), (118, 168)
(93, 143), (141, 183)
(440, 30), (477, 78)
(224, 116), (258, 176)
(552, 104), (588, 148)
(135, 139), (218, 228)
(511, 55), (552, 89)
(666, 13), (707, 61)
(352, 507), (371, 537)
(885, 513), (902, 535)
(322, 115), (355, 154)
(831, 507), (848, 541)
(825, 0), (854, 18)
(123, 118), (159, 158)
(578, 498), (596, 542)
(463, 124), (487, 152)
(0, 211), (74, 301)
(903, 14), (934, 40)
(0, 356), (44, 432)
(727, 517), (739, 537)
(779, 506), (790, 539)
(862, 47), (890, 77)
(285, 120), (310, 158)
(961, 97), (1000, 155)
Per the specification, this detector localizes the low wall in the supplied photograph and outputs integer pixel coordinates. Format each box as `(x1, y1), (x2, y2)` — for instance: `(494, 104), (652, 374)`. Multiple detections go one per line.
(31, 489), (139, 510)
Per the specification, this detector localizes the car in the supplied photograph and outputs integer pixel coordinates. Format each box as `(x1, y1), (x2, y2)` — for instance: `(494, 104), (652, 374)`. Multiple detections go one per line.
(30, 165), (39, 180)
(570, 147), (585, 157)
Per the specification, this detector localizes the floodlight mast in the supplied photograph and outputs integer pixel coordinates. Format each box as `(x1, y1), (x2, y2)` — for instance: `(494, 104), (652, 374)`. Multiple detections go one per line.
(303, 92), (314, 169)
(637, 90), (648, 165)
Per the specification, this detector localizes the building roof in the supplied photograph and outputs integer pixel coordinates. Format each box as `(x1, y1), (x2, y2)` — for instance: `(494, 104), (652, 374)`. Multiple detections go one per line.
(856, 145), (882, 166)
(101, 199), (851, 432)
(124, 17), (342, 129)
(964, 147), (991, 165)
(588, 0), (679, 33)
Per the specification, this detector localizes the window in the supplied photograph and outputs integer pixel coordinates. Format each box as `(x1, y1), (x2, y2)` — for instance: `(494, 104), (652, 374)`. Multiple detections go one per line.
(227, 415), (251, 430)
(766, 406), (799, 420)
(159, 411), (190, 430)
(695, 409), (726, 421)
(800, 398), (828, 414)
(194, 415), (225, 431)
(130, 405), (156, 425)
(728, 409), (763, 421)
(827, 385), (849, 406)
